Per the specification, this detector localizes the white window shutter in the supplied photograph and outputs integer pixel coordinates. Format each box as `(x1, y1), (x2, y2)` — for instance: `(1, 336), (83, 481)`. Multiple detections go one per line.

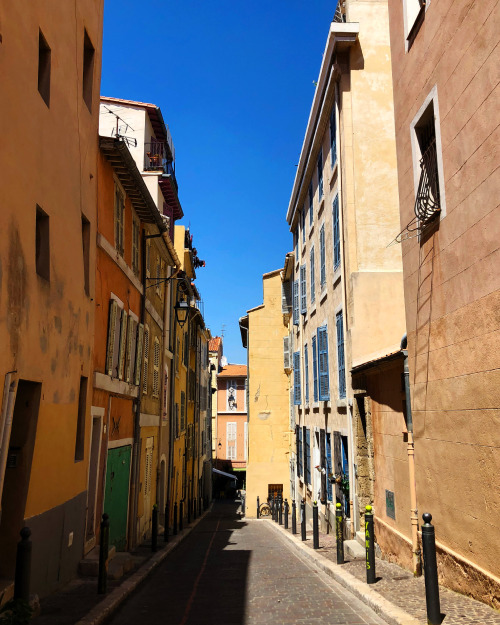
(118, 309), (128, 380)
(106, 300), (118, 376)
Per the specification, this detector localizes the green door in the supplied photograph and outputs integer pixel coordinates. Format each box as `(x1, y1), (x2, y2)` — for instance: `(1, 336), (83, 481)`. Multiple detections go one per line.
(104, 445), (131, 551)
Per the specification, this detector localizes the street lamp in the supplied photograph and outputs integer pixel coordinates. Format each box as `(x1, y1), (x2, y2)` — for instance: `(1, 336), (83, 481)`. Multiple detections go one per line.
(174, 297), (189, 328)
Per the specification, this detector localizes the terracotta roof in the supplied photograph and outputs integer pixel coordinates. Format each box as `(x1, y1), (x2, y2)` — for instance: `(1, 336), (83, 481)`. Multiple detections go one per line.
(218, 364), (247, 377)
(209, 337), (222, 352)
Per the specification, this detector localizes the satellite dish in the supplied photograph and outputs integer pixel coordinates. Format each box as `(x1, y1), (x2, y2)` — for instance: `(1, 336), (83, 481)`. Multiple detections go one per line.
(220, 356), (228, 368)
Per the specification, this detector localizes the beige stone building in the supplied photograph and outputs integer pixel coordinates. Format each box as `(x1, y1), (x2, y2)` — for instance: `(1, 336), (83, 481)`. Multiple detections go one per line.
(285, 2), (405, 535)
(386, 0), (500, 605)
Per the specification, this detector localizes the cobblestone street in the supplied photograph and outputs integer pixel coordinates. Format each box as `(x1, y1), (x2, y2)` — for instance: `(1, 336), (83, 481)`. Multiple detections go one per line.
(106, 501), (388, 625)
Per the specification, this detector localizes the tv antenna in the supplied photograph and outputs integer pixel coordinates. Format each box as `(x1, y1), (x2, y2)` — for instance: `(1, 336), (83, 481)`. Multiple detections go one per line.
(101, 105), (137, 147)
(221, 324), (226, 339)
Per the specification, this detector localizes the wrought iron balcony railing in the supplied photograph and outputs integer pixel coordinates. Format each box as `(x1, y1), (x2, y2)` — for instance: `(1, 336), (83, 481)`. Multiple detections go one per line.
(144, 141), (175, 178)
(414, 137), (441, 225)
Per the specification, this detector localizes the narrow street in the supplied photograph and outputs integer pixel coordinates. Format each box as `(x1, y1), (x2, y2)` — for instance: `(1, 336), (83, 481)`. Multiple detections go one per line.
(107, 500), (388, 625)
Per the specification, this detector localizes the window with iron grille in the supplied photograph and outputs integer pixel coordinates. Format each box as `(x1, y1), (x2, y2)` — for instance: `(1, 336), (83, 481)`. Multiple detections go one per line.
(293, 351), (301, 405)
(317, 149), (323, 200)
(413, 102), (441, 229)
(320, 224), (326, 288)
(336, 312), (346, 398)
(310, 246), (315, 304)
(333, 195), (340, 269)
(317, 325), (330, 401)
(304, 344), (309, 404)
(300, 265), (307, 314)
(292, 279), (299, 325)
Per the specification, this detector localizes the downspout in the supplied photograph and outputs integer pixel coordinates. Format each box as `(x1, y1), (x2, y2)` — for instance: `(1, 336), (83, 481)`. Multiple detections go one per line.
(401, 333), (421, 576)
(165, 273), (178, 530)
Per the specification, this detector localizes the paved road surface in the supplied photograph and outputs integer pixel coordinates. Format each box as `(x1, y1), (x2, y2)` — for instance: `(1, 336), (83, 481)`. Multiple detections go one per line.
(108, 500), (388, 625)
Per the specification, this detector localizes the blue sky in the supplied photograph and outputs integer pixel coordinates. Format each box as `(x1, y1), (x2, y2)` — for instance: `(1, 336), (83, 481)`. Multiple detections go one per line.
(101, 1), (336, 364)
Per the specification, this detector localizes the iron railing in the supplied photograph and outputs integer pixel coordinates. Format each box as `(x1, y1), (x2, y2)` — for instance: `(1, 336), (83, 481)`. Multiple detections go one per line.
(334, 0), (345, 23)
(144, 141), (175, 177)
(414, 137), (441, 224)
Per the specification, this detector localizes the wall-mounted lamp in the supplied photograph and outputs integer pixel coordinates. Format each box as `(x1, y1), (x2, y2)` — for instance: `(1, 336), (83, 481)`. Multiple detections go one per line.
(174, 297), (190, 328)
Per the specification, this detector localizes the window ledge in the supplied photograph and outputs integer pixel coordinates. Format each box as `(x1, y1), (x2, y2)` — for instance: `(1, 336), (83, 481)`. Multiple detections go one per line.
(336, 398), (347, 408)
(308, 223), (315, 239)
(318, 198), (325, 218)
(309, 302), (316, 315)
(333, 266), (341, 285)
(320, 288), (328, 304)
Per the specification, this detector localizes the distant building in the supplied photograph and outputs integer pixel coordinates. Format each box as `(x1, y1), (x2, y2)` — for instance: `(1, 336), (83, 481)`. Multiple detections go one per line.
(208, 336), (223, 456)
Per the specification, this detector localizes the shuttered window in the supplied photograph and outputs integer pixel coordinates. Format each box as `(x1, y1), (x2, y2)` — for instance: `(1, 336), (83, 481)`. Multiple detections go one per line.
(297, 426), (303, 477)
(152, 337), (160, 397)
(333, 195), (340, 269)
(281, 280), (292, 313)
(305, 427), (311, 485)
(312, 335), (318, 402)
(144, 437), (154, 496)
(180, 391), (186, 431)
(293, 351), (301, 405)
(317, 325), (330, 401)
(142, 325), (150, 395)
(304, 344), (309, 404)
(117, 309), (128, 380)
(320, 224), (326, 288)
(134, 323), (144, 386)
(336, 311), (346, 399)
(283, 336), (291, 370)
(227, 422), (237, 460)
(317, 149), (323, 200)
(300, 265), (306, 314)
(292, 279), (299, 325)
(310, 246), (315, 304)
(326, 432), (333, 501)
(309, 183), (313, 227)
(132, 218), (140, 275)
(330, 104), (337, 169)
(106, 299), (119, 377)
(124, 317), (136, 383)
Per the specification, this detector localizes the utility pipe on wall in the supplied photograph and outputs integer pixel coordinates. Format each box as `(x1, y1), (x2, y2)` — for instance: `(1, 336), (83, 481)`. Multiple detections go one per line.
(401, 333), (422, 576)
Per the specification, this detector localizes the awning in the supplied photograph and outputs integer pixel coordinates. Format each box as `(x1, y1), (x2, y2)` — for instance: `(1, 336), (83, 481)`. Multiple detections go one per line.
(212, 468), (237, 482)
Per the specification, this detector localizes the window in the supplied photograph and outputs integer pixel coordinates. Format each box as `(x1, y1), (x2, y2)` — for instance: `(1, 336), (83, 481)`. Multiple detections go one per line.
(142, 325), (150, 394)
(227, 422), (237, 460)
(317, 149), (324, 201)
(227, 379), (237, 411)
(336, 312), (346, 398)
(330, 104), (337, 169)
(124, 317), (137, 383)
(404, 0), (425, 50)
(308, 183), (313, 227)
(117, 309), (128, 380)
(153, 337), (160, 397)
(300, 265), (307, 314)
(81, 215), (90, 295)
(281, 280), (292, 313)
(301, 208), (306, 244)
(175, 403), (179, 438)
(292, 279), (299, 325)
(134, 323), (144, 386)
(317, 325), (330, 401)
(304, 427), (311, 485)
(296, 426), (303, 477)
(310, 246), (315, 304)
(38, 30), (51, 106)
(180, 391), (186, 430)
(74, 376), (87, 462)
(304, 344), (309, 404)
(283, 336), (291, 370)
(326, 432), (333, 501)
(293, 351), (301, 405)
(333, 195), (340, 269)
(146, 240), (151, 279)
(114, 183), (125, 255)
(294, 228), (298, 260)
(132, 218), (140, 275)
(319, 224), (326, 289)
(155, 255), (161, 296)
(312, 335), (318, 402)
(35, 205), (50, 281)
(82, 30), (95, 111)
(105, 299), (120, 377)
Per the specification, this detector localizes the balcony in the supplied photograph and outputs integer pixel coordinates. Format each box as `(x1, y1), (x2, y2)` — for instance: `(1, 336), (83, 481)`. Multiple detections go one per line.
(144, 142), (176, 179)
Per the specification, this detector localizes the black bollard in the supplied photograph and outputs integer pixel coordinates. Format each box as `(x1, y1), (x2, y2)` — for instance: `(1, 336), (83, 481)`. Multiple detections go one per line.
(173, 502), (178, 535)
(301, 499), (306, 541)
(98, 513), (109, 594)
(336, 503), (344, 564)
(179, 500), (184, 531)
(284, 499), (289, 529)
(164, 501), (169, 543)
(292, 500), (297, 534)
(422, 513), (441, 625)
(151, 505), (158, 552)
(279, 496), (283, 525)
(14, 527), (32, 602)
(257, 496), (260, 518)
(313, 501), (319, 549)
(365, 505), (376, 584)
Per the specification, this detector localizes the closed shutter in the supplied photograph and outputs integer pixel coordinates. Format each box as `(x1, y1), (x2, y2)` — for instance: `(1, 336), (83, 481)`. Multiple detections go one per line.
(310, 246), (315, 304)
(333, 195), (340, 269)
(134, 323), (144, 386)
(326, 432), (333, 501)
(336, 311), (346, 398)
(300, 265), (306, 314)
(180, 391), (185, 430)
(106, 299), (119, 376)
(317, 325), (330, 401)
(320, 225), (326, 288)
(334, 431), (342, 503)
(296, 425), (303, 477)
(292, 279), (299, 325)
(153, 337), (160, 397)
(304, 344), (309, 404)
(283, 336), (290, 370)
(305, 427), (311, 485)
(118, 309), (128, 380)
(320, 430), (326, 502)
(142, 325), (150, 395)
(227, 422), (236, 460)
(281, 280), (292, 313)
(124, 316), (135, 383)
(312, 335), (318, 402)
(293, 351), (301, 405)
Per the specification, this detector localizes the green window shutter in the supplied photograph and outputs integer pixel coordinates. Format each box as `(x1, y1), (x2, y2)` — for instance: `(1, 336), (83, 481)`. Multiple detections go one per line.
(106, 299), (118, 377)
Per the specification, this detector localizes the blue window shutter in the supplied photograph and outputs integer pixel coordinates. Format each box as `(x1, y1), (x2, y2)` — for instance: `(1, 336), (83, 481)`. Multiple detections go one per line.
(310, 247), (315, 304)
(309, 183), (313, 227)
(312, 335), (318, 402)
(300, 265), (306, 314)
(333, 195), (340, 269)
(330, 105), (337, 169)
(306, 428), (311, 484)
(326, 433), (333, 501)
(304, 344), (309, 404)
(336, 312), (346, 398)
(293, 351), (301, 405)
(317, 325), (330, 401)
(293, 280), (299, 325)
(317, 150), (323, 200)
(320, 225), (326, 288)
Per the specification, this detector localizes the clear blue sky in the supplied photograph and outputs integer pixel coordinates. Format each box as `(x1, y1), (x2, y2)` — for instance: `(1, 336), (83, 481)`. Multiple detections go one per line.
(101, 1), (336, 364)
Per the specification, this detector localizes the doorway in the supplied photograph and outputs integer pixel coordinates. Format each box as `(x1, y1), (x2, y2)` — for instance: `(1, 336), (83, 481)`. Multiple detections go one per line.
(103, 445), (131, 551)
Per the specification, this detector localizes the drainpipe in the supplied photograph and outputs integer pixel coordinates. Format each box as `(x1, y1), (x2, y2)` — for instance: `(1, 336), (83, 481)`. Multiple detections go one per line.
(401, 333), (421, 576)
(0, 374), (17, 524)
(165, 274), (178, 530)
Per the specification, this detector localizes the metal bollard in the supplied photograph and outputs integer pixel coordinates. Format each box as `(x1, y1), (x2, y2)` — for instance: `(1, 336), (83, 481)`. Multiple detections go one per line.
(179, 500), (184, 531)
(164, 501), (169, 543)
(98, 513), (109, 594)
(336, 503), (344, 564)
(257, 496), (260, 518)
(292, 500), (297, 534)
(14, 527), (32, 602)
(279, 496), (283, 525)
(151, 505), (158, 552)
(422, 513), (441, 625)
(313, 501), (319, 549)
(284, 499), (289, 529)
(365, 505), (376, 584)
(301, 499), (306, 541)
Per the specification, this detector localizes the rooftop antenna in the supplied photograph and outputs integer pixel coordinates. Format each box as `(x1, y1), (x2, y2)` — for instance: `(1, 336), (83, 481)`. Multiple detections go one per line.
(101, 105), (137, 148)
(221, 324), (226, 339)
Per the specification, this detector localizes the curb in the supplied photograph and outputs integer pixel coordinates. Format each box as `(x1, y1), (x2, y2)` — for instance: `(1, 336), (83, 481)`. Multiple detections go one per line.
(263, 519), (422, 625)
(75, 505), (213, 625)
